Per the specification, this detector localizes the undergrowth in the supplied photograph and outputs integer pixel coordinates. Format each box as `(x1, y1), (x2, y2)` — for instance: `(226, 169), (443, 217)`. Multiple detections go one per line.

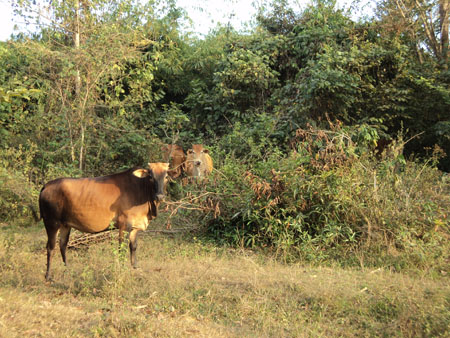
(185, 124), (449, 272)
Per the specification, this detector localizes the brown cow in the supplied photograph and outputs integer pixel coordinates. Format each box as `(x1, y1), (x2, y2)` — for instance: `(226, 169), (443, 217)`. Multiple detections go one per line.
(39, 162), (169, 280)
(185, 144), (213, 178)
(161, 144), (186, 178)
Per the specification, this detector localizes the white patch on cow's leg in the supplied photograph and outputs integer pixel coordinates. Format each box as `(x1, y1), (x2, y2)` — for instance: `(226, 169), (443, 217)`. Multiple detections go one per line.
(130, 216), (149, 231)
(129, 228), (140, 268)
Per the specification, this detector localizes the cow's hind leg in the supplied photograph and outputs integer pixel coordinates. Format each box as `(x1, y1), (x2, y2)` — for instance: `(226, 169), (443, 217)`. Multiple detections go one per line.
(44, 222), (59, 281)
(59, 225), (71, 266)
(129, 229), (140, 268)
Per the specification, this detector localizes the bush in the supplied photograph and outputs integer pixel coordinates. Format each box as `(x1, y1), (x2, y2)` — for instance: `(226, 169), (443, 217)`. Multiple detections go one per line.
(0, 144), (40, 224)
(191, 125), (449, 270)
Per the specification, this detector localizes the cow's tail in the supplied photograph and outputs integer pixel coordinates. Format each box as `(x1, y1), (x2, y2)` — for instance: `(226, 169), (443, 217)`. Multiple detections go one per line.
(32, 186), (46, 222)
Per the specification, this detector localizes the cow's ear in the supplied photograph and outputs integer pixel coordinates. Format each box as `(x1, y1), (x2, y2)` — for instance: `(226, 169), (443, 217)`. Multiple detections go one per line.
(132, 169), (150, 178)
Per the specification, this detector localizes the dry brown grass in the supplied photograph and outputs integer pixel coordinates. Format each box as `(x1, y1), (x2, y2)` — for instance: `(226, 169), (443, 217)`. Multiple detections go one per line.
(0, 223), (449, 337)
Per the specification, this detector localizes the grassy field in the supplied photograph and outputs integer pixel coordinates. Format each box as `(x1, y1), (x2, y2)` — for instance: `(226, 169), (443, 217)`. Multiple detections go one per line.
(0, 220), (449, 337)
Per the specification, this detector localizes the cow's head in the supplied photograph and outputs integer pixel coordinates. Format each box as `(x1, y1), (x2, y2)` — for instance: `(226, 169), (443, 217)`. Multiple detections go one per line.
(186, 144), (208, 168)
(133, 162), (169, 201)
(161, 144), (186, 178)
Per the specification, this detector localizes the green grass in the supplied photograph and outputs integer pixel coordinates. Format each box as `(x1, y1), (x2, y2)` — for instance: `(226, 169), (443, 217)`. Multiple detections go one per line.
(0, 222), (449, 337)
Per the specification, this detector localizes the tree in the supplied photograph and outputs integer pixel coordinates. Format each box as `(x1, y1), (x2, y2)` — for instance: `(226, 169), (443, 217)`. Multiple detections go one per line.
(11, 0), (172, 173)
(375, 0), (450, 67)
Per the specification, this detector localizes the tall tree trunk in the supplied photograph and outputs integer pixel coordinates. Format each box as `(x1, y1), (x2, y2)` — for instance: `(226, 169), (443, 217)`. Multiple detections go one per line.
(75, 0), (84, 171)
(75, 0), (81, 94)
(439, 0), (449, 66)
(394, 0), (424, 64)
(79, 124), (85, 171)
(415, 0), (440, 60)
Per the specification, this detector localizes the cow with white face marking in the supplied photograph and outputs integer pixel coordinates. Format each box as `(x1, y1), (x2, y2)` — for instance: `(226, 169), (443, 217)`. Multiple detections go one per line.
(185, 144), (213, 178)
(39, 163), (169, 281)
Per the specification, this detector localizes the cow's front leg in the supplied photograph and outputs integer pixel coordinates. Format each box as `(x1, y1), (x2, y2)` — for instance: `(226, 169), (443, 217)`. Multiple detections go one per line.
(129, 228), (140, 268)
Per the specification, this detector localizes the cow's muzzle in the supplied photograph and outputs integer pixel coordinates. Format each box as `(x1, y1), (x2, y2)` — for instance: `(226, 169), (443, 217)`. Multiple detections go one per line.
(195, 161), (201, 167)
(156, 194), (165, 202)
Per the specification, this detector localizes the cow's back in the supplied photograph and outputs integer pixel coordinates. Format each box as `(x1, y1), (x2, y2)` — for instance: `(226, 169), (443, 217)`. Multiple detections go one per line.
(40, 176), (124, 233)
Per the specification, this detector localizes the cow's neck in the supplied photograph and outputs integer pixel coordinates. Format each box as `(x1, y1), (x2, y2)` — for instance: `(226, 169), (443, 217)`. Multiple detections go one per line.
(193, 166), (202, 177)
(145, 178), (158, 219)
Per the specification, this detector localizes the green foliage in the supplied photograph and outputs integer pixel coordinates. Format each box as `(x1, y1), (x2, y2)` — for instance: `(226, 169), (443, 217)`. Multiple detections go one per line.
(214, 47), (279, 111)
(0, 43), (42, 148)
(196, 125), (449, 270)
(180, 1), (449, 170)
(0, 143), (39, 223)
(155, 102), (190, 144)
(2, 0), (192, 179)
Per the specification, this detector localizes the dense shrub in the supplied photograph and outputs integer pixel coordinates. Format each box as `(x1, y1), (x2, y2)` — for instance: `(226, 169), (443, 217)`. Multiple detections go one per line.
(0, 144), (40, 224)
(191, 125), (449, 270)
